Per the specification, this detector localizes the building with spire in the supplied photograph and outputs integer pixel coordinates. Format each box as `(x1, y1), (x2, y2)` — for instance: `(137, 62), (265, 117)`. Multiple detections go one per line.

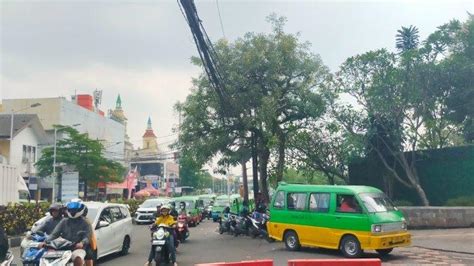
(109, 94), (133, 165)
(130, 117), (180, 196)
(142, 117), (159, 152)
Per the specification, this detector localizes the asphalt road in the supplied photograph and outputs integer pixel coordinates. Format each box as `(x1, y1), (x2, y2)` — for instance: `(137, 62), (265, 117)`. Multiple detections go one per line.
(10, 219), (474, 265)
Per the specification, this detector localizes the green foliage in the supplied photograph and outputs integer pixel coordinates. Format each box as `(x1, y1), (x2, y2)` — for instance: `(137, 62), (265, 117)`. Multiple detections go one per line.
(177, 14), (330, 201)
(0, 203), (50, 236)
(35, 126), (126, 198)
(445, 196), (474, 206)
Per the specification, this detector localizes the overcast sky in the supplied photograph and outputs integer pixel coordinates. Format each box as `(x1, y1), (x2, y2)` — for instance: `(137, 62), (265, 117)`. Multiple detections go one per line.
(1, 0), (472, 169)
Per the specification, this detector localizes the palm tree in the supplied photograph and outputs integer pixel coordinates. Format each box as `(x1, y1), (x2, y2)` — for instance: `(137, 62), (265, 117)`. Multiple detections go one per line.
(396, 25), (420, 52)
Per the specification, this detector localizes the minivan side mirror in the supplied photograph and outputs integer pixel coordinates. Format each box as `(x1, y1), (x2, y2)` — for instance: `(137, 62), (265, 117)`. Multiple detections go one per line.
(97, 220), (110, 229)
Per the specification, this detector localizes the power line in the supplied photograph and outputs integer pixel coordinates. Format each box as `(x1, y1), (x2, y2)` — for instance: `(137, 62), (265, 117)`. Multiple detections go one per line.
(216, 0), (226, 39)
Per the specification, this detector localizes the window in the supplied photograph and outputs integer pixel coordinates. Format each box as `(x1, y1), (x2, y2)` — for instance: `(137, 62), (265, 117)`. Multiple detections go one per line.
(22, 145), (37, 163)
(273, 191), (285, 209)
(119, 206), (130, 218)
(336, 194), (361, 213)
(309, 193), (330, 212)
(288, 193), (307, 211)
(99, 208), (114, 224)
(110, 207), (123, 221)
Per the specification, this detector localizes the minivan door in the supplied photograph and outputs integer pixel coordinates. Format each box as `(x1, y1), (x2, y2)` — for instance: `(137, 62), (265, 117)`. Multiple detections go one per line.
(331, 194), (370, 247)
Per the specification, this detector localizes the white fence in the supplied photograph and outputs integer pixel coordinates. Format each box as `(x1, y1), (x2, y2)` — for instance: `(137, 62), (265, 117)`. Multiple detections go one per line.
(0, 164), (19, 206)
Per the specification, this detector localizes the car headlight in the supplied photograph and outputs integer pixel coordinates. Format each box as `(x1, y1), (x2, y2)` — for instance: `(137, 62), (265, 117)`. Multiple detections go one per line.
(401, 221), (407, 230)
(372, 224), (382, 233)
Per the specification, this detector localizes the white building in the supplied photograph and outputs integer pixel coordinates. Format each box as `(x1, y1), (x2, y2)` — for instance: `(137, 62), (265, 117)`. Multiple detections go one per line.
(0, 114), (48, 201)
(1, 97), (126, 162)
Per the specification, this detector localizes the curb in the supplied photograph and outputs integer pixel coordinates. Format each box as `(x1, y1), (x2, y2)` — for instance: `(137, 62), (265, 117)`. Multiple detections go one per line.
(8, 235), (23, 248)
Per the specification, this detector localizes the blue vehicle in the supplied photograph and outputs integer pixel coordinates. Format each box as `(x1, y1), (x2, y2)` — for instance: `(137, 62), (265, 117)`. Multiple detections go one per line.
(22, 232), (47, 266)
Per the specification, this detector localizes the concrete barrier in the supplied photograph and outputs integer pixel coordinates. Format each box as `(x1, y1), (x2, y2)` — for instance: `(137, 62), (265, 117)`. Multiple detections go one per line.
(288, 259), (381, 266)
(399, 207), (474, 229)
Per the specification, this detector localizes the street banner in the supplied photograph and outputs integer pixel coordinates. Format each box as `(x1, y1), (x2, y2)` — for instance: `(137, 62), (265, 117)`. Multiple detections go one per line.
(61, 171), (79, 202)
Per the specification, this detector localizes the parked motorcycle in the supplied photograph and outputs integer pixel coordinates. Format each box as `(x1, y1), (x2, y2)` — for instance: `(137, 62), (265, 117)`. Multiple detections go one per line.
(176, 214), (189, 243)
(249, 212), (270, 239)
(39, 231), (86, 266)
(151, 224), (175, 265)
(21, 231), (47, 266)
(218, 213), (232, 234)
(1, 251), (14, 266)
(233, 215), (251, 237)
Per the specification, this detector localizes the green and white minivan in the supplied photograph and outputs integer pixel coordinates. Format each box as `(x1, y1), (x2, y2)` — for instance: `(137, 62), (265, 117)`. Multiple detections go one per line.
(267, 183), (411, 258)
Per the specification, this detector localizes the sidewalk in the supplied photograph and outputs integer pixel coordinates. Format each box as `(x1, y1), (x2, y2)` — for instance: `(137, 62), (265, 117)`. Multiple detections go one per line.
(411, 228), (474, 254)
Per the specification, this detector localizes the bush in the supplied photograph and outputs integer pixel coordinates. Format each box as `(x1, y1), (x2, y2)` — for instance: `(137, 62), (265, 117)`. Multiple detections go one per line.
(445, 196), (474, 206)
(392, 200), (414, 206)
(0, 202), (49, 236)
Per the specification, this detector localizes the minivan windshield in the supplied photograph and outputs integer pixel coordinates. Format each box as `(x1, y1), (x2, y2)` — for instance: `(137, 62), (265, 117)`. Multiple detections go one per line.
(214, 199), (229, 207)
(359, 193), (396, 212)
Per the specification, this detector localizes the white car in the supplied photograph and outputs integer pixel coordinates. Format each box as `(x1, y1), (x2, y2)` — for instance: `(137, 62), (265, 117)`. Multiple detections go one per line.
(134, 198), (172, 224)
(84, 202), (132, 259)
(26, 202), (133, 260)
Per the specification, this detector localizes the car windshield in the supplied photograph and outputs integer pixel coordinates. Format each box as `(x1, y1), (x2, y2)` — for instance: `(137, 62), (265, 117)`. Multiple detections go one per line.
(180, 201), (195, 209)
(86, 207), (99, 223)
(141, 200), (166, 208)
(359, 193), (396, 213)
(214, 199), (229, 207)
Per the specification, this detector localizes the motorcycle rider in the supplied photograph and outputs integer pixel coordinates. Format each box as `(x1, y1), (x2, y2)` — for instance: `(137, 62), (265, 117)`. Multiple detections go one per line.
(82, 205), (97, 266)
(42, 201), (92, 266)
(145, 205), (177, 266)
(0, 226), (8, 263)
(169, 201), (179, 220)
(33, 203), (64, 235)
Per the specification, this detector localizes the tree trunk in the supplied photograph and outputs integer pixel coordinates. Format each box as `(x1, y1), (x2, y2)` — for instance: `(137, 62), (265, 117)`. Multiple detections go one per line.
(275, 128), (286, 183)
(241, 159), (249, 206)
(251, 132), (259, 201)
(259, 147), (271, 204)
(414, 183), (430, 206)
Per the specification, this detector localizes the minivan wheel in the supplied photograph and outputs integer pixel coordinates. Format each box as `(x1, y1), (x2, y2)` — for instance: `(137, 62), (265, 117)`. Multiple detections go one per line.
(376, 248), (393, 256)
(284, 231), (300, 251)
(120, 236), (130, 255)
(340, 235), (362, 258)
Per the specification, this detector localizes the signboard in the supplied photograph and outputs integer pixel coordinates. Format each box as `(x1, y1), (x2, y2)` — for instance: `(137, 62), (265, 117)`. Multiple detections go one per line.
(28, 176), (38, 190)
(61, 172), (79, 202)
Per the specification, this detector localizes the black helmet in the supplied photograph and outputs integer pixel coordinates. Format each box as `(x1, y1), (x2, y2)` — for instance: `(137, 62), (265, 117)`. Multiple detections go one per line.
(49, 203), (63, 215)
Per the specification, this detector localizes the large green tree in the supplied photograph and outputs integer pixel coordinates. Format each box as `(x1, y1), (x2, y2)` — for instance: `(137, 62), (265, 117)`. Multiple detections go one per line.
(36, 126), (125, 199)
(176, 15), (329, 202)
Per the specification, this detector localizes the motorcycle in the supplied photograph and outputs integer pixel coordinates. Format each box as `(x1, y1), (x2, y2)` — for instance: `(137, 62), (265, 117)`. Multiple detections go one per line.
(151, 224), (176, 265)
(21, 231), (48, 266)
(232, 215), (251, 237)
(176, 214), (189, 243)
(39, 231), (86, 266)
(249, 212), (270, 239)
(218, 212), (232, 234)
(1, 251), (14, 266)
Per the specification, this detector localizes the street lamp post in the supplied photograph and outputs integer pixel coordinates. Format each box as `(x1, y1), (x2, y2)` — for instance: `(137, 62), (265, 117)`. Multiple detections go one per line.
(52, 123), (81, 202)
(8, 103), (41, 164)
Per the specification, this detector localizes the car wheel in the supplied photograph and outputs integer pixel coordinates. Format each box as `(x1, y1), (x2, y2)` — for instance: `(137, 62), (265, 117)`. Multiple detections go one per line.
(284, 230), (301, 251)
(376, 248), (393, 256)
(340, 235), (362, 258)
(120, 236), (131, 255)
